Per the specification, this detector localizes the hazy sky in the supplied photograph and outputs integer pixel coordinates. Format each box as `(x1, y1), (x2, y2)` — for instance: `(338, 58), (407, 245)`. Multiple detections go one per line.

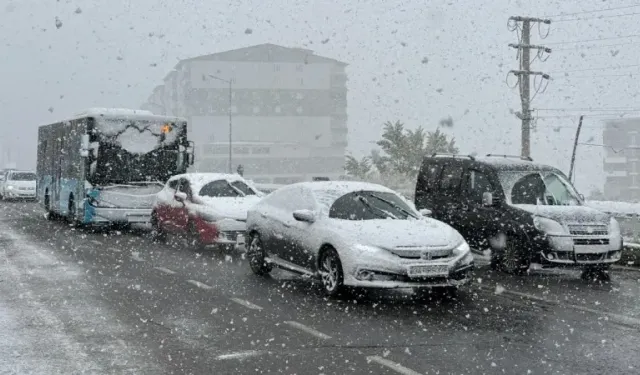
(2, 0), (639, 194)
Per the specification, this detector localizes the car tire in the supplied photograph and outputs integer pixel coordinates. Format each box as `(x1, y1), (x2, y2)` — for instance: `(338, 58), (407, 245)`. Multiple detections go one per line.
(150, 211), (166, 242)
(247, 232), (272, 276)
(318, 247), (344, 297)
(500, 239), (530, 275)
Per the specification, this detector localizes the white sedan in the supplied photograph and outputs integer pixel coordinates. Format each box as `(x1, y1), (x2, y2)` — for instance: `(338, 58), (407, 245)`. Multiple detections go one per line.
(245, 181), (474, 296)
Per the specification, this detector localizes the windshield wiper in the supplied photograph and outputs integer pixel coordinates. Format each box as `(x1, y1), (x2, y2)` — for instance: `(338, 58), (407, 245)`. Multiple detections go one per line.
(226, 181), (246, 197)
(356, 194), (397, 219)
(368, 193), (419, 219)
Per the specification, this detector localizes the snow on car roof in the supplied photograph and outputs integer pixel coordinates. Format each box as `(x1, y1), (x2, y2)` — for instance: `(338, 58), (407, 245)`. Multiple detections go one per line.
(290, 181), (398, 211)
(476, 156), (558, 171)
(171, 173), (254, 192)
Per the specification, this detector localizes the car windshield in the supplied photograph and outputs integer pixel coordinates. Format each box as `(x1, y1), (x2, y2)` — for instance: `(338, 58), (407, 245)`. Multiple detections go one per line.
(199, 179), (257, 198)
(10, 172), (36, 181)
(498, 170), (582, 206)
(329, 190), (418, 220)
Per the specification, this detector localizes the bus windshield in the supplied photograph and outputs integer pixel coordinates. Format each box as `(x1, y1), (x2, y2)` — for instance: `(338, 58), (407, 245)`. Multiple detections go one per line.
(88, 118), (188, 185)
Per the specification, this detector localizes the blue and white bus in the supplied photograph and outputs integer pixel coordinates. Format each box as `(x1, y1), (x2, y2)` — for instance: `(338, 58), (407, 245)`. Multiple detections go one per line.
(36, 108), (193, 226)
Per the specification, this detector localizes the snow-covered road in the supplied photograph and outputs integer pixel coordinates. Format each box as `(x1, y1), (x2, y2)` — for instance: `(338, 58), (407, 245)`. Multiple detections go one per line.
(1, 201), (640, 374)
(0, 218), (160, 375)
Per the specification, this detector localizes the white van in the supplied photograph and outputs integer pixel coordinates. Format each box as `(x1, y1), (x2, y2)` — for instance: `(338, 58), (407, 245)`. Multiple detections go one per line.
(1, 170), (37, 200)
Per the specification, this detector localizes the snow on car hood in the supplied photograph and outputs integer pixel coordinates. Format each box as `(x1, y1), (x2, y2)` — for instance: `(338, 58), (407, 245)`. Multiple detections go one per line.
(335, 218), (462, 250)
(514, 204), (610, 224)
(197, 195), (262, 221)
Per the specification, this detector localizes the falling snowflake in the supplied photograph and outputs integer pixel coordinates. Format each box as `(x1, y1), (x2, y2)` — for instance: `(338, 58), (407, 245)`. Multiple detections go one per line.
(55, 17), (63, 29)
(244, 28), (253, 34)
(74, 7), (82, 14)
(421, 57), (429, 64)
(321, 38), (330, 44)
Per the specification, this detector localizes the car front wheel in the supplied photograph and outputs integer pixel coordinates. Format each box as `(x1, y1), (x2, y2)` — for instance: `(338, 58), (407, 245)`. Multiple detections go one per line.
(247, 232), (272, 276)
(318, 247), (344, 297)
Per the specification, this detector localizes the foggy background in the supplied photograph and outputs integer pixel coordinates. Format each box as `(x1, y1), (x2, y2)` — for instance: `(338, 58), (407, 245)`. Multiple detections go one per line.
(2, 0), (639, 195)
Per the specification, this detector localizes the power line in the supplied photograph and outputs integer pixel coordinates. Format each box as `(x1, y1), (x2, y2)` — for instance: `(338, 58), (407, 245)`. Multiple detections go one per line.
(544, 4), (640, 18)
(545, 34), (640, 45)
(548, 64), (640, 73)
(554, 42), (633, 51)
(554, 11), (640, 22)
(553, 73), (637, 79)
(536, 107), (640, 112)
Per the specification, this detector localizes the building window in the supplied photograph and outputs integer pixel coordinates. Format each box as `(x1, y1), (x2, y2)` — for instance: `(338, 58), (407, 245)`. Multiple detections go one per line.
(231, 106), (238, 113)
(296, 64), (304, 72)
(252, 146), (270, 155)
(296, 106), (303, 114)
(253, 106), (260, 114)
(295, 92), (304, 100)
(275, 106), (281, 114)
(233, 146), (250, 154)
(299, 78), (304, 85)
(274, 64), (281, 72)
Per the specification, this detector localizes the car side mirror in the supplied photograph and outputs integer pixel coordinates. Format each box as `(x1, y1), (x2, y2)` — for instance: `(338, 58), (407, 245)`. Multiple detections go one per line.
(482, 192), (493, 207)
(293, 209), (316, 223)
(175, 191), (188, 202)
(419, 208), (432, 217)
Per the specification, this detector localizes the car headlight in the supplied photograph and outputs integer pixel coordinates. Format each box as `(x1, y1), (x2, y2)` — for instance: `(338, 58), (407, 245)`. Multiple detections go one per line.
(609, 217), (621, 237)
(533, 216), (566, 235)
(6, 185), (14, 190)
(453, 240), (470, 256)
(353, 244), (382, 253)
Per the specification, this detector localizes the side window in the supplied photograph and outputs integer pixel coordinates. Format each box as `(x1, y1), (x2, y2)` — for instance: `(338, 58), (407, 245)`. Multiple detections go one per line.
(263, 186), (306, 212)
(417, 162), (442, 192)
(439, 164), (464, 196)
(466, 170), (494, 204)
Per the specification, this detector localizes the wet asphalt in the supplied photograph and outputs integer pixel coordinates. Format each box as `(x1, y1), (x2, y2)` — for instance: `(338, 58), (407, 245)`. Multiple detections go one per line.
(0, 201), (639, 375)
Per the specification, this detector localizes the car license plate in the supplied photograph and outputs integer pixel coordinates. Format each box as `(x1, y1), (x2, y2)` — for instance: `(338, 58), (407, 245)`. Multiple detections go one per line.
(236, 234), (245, 245)
(408, 264), (449, 277)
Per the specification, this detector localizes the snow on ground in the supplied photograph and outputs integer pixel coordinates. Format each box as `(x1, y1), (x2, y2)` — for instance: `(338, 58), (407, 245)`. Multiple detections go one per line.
(0, 218), (160, 374)
(585, 200), (640, 217)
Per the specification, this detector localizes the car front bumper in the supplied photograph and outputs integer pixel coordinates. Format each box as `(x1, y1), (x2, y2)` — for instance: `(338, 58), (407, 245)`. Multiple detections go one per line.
(3, 189), (36, 199)
(341, 247), (474, 289)
(535, 234), (623, 266)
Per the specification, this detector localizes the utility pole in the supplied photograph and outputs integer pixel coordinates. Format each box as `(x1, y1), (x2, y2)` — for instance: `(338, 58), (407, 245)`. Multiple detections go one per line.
(508, 16), (551, 159)
(568, 115), (584, 182)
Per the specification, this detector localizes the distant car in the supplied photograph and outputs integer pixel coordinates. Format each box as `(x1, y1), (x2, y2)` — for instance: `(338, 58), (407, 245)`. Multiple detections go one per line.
(0, 170), (36, 201)
(245, 181), (474, 297)
(151, 173), (263, 250)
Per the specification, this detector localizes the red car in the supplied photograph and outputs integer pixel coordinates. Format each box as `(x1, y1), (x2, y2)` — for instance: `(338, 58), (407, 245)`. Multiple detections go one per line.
(151, 173), (264, 250)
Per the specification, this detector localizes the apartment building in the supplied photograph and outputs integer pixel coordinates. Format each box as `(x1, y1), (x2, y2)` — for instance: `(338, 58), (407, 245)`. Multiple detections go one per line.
(603, 118), (640, 201)
(142, 43), (348, 183)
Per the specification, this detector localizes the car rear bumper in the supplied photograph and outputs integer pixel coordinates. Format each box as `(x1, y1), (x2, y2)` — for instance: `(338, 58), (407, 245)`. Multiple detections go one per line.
(3, 190), (36, 199)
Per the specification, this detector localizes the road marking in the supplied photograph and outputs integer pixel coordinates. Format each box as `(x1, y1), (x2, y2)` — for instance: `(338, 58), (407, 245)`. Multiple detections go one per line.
(366, 356), (423, 375)
(230, 297), (263, 310)
(154, 267), (176, 275)
(186, 280), (212, 290)
(90, 240), (103, 245)
(612, 265), (640, 272)
(478, 285), (640, 327)
(216, 350), (268, 360)
(284, 321), (332, 340)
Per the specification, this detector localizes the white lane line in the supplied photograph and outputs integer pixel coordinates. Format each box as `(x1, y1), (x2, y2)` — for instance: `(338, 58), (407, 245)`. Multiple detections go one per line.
(230, 297), (263, 310)
(154, 267), (176, 275)
(479, 285), (640, 327)
(90, 240), (103, 245)
(284, 321), (332, 340)
(366, 356), (423, 375)
(216, 350), (269, 360)
(186, 280), (212, 290)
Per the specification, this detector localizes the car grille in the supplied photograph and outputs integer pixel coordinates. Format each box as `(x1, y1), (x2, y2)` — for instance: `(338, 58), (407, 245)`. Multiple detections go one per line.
(574, 238), (609, 245)
(567, 224), (608, 236)
(390, 246), (453, 260)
